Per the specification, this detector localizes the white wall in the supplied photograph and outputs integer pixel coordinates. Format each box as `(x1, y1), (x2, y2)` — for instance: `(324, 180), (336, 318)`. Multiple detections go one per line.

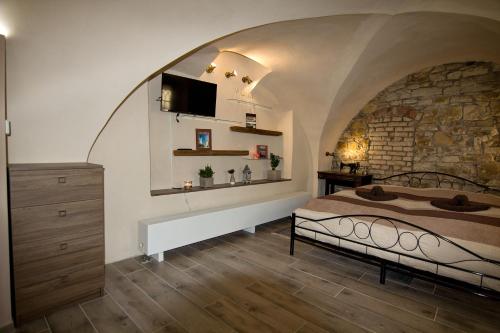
(4, 1), (499, 164)
(149, 51), (289, 189)
(88, 82), (309, 263)
(2, 1), (500, 327)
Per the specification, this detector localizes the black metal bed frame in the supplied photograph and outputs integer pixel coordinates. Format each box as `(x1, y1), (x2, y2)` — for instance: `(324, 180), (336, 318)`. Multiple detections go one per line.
(290, 171), (500, 299)
(373, 171), (500, 194)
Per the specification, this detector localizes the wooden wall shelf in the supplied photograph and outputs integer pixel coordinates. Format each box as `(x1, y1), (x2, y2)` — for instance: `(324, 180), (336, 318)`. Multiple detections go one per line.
(151, 178), (291, 196)
(229, 126), (283, 136)
(173, 149), (249, 156)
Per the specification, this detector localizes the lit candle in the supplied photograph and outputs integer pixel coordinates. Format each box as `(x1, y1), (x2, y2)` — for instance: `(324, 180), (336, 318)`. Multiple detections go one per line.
(183, 180), (192, 190)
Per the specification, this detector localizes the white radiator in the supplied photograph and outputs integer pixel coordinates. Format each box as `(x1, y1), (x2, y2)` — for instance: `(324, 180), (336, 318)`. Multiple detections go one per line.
(138, 191), (310, 261)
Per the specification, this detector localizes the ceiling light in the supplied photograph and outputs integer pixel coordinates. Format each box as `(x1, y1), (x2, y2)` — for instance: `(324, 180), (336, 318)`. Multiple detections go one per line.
(206, 63), (216, 73)
(225, 70), (237, 78)
(242, 75), (253, 84)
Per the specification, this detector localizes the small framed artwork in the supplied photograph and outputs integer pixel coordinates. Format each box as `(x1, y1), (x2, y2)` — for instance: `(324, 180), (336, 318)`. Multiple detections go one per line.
(196, 129), (212, 150)
(246, 113), (257, 129)
(256, 144), (268, 159)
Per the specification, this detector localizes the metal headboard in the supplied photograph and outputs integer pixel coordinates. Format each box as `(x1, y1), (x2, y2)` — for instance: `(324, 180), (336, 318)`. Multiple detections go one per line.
(373, 171), (500, 194)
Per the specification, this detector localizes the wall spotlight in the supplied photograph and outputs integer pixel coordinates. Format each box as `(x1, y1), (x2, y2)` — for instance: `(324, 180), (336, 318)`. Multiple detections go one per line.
(206, 63), (216, 73)
(242, 75), (253, 84)
(225, 70), (237, 78)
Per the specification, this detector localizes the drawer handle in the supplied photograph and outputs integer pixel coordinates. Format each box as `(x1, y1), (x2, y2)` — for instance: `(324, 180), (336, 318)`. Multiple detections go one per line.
(58, 210), (67, 217)
(59, 243), (68, 250)
(58, 177), (66, 184)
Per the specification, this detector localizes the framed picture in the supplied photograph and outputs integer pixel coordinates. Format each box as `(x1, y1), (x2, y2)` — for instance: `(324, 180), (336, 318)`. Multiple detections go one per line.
(256, 144), (268, 159)
(196, 129), (212, 150)
(246, 113), (256, 129)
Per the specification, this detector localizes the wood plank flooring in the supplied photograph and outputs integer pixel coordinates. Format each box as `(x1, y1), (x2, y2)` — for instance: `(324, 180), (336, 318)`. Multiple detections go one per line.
(13, 218), (500, 333)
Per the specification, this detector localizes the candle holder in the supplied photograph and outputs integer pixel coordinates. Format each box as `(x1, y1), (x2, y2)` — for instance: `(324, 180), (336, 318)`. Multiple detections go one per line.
(183, 180), (193, 190)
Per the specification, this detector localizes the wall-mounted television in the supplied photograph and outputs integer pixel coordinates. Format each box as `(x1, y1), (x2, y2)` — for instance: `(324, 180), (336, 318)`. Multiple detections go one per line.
(161, 73), (217, 117)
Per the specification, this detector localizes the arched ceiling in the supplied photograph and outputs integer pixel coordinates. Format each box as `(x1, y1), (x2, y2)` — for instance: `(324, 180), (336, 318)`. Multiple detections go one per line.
(319, 12), (500, 170)
(166, 9), (500, 192)
(3, 0), (500, 163)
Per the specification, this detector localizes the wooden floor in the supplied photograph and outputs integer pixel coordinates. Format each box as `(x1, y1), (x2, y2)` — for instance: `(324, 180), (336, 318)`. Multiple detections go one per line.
(14, 219), (500, 333)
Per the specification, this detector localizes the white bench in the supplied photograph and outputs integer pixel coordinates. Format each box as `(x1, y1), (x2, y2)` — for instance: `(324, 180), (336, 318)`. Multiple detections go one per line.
(138, 191), (310, 261)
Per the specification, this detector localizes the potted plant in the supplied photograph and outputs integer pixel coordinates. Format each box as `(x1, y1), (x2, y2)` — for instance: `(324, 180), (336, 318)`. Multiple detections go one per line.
(199, 165), (215, 188)
(267, 153), (281, 180)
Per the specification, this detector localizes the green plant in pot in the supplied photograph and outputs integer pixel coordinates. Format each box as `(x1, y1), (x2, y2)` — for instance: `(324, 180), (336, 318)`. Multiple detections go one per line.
(267, 153), (281, 180)
(199, 165), (215, 188)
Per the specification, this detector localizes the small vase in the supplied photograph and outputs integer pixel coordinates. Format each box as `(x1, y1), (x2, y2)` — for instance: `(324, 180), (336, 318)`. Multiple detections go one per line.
(200, 177), (214, 188)
(267, 170), (281, 181)
(229, 174), (236, 185)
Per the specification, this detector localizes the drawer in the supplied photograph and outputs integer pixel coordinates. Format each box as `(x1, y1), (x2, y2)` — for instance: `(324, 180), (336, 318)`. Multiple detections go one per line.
(15, 260), (103, 301)
(15, 246), (104, 288)
(16, 278), (102, 323)
(13, 233), (104, 267)
(11, 199), (103, 245)
(9, 168), (103, 208)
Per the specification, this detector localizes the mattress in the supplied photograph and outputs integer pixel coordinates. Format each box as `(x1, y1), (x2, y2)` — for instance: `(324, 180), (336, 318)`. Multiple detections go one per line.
(294, 185), (500, 291)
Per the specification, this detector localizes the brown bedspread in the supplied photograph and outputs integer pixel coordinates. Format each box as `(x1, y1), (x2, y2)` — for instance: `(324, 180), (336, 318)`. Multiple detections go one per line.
(304, 185), (500, 247)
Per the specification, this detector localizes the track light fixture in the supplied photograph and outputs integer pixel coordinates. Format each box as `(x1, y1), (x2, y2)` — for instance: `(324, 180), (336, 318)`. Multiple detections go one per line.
(225, 70), (237, 78)
(242, 75), (253, 84)
(206, 63), (216, 73)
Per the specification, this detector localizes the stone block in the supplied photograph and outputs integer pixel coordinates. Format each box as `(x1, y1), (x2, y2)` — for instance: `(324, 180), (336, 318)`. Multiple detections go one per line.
(430, 73), (446, 81)
(411, 87), (442, 97)
(462, 66), (488, 78)
(442, 156), (460, 163)
(450, 95), (473, 103)
(463, 105), (488, 121)
(433, 131), (454, 146)
(388, 151), (406, 156)
(403, 99), (418, 105)
(437, 105), (462, 123)
(447, 71), (461, 80)
(443, 86), (460, 95)
(417, 99), (433, 106)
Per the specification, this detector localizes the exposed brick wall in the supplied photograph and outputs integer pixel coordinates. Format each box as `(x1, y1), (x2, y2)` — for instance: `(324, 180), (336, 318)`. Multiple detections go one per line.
(335, 61), (500, 187)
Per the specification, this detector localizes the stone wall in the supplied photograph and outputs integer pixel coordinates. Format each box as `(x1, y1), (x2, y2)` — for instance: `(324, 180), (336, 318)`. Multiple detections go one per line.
(335, 61), (500, 187)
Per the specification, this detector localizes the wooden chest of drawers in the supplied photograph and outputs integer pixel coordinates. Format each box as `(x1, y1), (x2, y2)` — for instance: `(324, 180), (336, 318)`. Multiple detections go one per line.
(8, 163), (105, 324)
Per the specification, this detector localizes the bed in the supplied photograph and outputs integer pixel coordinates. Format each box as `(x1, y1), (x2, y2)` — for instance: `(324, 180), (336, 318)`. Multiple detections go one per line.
(291, 172), (500, 298)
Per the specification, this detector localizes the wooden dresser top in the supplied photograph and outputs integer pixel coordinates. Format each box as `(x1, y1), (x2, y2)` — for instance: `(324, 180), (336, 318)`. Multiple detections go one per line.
(9, 162), (103, 171)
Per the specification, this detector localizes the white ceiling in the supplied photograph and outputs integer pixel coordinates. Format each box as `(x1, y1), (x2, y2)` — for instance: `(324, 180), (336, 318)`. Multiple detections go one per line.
(2, 0), (500, 165)
(176, 10), (500, 173)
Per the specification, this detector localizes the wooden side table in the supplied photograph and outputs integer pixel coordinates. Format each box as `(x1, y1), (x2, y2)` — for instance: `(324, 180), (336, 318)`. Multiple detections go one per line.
(318, 171), (373, 195)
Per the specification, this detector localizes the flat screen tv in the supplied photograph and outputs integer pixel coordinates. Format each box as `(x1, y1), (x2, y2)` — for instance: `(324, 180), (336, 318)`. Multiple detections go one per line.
(161, 73), (217, 117)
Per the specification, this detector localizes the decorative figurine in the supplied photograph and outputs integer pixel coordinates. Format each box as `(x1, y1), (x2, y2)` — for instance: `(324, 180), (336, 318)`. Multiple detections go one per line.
(183, 180), (193, 190)
(325, 151), (339, 171)
(340, 161), (360, 174)
(242, 165), (252, 184)
(228, 169), (236, 185)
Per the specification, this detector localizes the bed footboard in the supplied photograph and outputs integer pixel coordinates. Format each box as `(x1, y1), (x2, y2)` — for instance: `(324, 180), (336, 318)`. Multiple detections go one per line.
(290, 213), (500, 299)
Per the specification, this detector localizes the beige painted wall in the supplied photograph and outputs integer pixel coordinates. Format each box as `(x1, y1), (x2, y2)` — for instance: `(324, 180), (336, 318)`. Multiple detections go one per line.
(149, 51), (289, 189)
(88, 83), (310, 263)
(4, 1), (500, 164)
(0, 34), (11, 328)
(2, 1), (500, 327)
